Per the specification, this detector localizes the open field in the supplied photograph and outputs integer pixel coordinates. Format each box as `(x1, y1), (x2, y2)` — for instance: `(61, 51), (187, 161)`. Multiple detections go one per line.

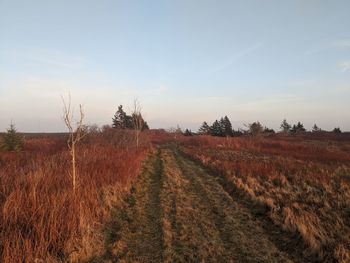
(1, 131), (350, 262)
(179, 134), (350, 262)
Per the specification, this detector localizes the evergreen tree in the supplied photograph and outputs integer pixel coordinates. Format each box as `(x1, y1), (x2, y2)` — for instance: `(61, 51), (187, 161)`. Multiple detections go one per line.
(222, 116), (233, 136)
(291, 122), (306, 133)
(280, 119), (291, 133)
(290, 125), (296, 133)
(211, 120), (224, 137)
(142, 121), (150, 130)
(263, 126), (275, 134)
(113, 105), (146, 129)
(312, 124), (321, 132)
(1, 123), (24, 152)
(112, 105), (128, 129)
(198, 121), (211, 135)
(248, 121), (263, 136)
(184, 129), (193, 136)
(125, 115), (134, 129)
(333, 127), (341, 133)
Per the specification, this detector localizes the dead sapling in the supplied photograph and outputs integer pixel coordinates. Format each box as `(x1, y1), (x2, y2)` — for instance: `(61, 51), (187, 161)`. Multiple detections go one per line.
(62, 94), (86, 192)
(132, 98), (144, 148)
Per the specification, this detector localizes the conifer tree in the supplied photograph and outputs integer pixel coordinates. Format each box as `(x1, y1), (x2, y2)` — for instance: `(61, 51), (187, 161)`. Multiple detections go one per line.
(280, 119), (291, 133)
(219, 117), (226, 135)
(184, 129), (193, 136)
(211, 120), (223, 137)
(142, 121), (150, 130)
(222, 116), (233, 136)
(112, 105), (128, 129)
(248, 121), (264, 136)
(312, 124), (321, 132)
(1, 122), (24, 152)
(290, 122), (306, 133)
(112, 104), (148, 130)
(333, 127), (341, 133)
(198, 121), (211, 135)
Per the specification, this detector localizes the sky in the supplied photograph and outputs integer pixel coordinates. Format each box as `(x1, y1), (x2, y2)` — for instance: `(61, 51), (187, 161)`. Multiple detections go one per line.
(0, 0), (350, 132)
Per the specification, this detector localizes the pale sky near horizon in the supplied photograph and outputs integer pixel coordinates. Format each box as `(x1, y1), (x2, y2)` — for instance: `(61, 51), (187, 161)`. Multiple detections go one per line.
(0, 0), (350, 132)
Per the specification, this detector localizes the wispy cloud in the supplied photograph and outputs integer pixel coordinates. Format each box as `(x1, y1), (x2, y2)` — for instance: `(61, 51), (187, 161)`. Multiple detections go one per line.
(208, 41), (264, 74)
(338, 61), (350, 72)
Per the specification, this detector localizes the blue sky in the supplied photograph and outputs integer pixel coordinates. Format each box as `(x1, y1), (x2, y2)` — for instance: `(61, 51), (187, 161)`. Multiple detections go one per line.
(1, 0), (350, 132)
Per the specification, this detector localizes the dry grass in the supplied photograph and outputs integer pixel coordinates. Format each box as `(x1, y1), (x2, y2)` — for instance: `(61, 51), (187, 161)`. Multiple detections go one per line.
(160, 147), (293, 262)
(2, 130), (349, 262)
(180, 134), (350, 262)
(106, 146), (294, 262)
(0, 130), (151, 262)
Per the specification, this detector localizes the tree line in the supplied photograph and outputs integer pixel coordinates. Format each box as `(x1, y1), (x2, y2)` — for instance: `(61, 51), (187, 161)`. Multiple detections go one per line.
(197, 116), (235, 137)
(190, 117), (343, 137)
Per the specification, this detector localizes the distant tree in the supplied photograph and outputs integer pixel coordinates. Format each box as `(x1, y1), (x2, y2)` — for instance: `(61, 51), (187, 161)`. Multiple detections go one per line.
(125, 115), (134, 129)
(211, 120), (224, 137)
(222, 116), (233, 137)
(198, 121), (211, 135)
(142, 121), (150, 130)
(169, 125), (182, 140)
(219, 117), (225, 134)
(248, 121), (264, 136)
(280, 119), (291, 133)
(333, 127), (342, 133)
(184, 129), (193, 136)
(263, 126), (275, 134)
(112, 104), (149, 132)
(112, 105), (129, 129)
(312, 124), (321, 132)
(1, 122), (24, 152)
(291, 122), (306, 133)
(234, 129), (244, 136)
(131, 99), (146, 148)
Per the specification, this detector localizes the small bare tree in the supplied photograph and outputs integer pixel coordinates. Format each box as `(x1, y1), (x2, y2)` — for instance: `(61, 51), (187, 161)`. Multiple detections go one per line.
(168, 125), (182, 140)
(132, 98), (144, 148)
(62, 94), (85, 191)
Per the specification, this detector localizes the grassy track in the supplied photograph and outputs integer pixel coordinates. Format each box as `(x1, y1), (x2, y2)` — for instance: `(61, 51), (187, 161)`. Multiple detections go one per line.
(96, 146), (309, 262)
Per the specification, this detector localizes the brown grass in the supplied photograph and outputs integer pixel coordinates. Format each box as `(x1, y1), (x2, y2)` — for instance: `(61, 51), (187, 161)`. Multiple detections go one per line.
(180, 134), (350, 262)
(0, 130), (151, 262)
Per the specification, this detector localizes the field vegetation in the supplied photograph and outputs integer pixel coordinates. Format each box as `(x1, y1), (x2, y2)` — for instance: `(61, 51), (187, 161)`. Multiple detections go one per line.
(0, 128), (153, 262)
(0, 114), (349, 262)
(179, 133), (350, 262)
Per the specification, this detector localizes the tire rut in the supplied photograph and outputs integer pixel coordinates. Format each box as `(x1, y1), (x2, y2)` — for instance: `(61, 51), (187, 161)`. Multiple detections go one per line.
(95, 150), (164, 262)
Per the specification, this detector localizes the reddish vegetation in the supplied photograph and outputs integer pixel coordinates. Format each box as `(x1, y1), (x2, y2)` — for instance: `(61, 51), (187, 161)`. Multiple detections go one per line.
(0, 130), (151, 262)
(180, 134), (350, 262)
(1, 130), (349, 262)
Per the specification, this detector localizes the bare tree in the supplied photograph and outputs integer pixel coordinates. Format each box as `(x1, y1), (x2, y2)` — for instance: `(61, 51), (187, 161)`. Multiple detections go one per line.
(168, 125), (182, 140)
(132, 98), (144, 148)
(62, 94), (85, 191)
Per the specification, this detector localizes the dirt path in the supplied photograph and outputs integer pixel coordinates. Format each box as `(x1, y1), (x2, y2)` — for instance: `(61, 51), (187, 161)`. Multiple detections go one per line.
(96, 146), (305, 262)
